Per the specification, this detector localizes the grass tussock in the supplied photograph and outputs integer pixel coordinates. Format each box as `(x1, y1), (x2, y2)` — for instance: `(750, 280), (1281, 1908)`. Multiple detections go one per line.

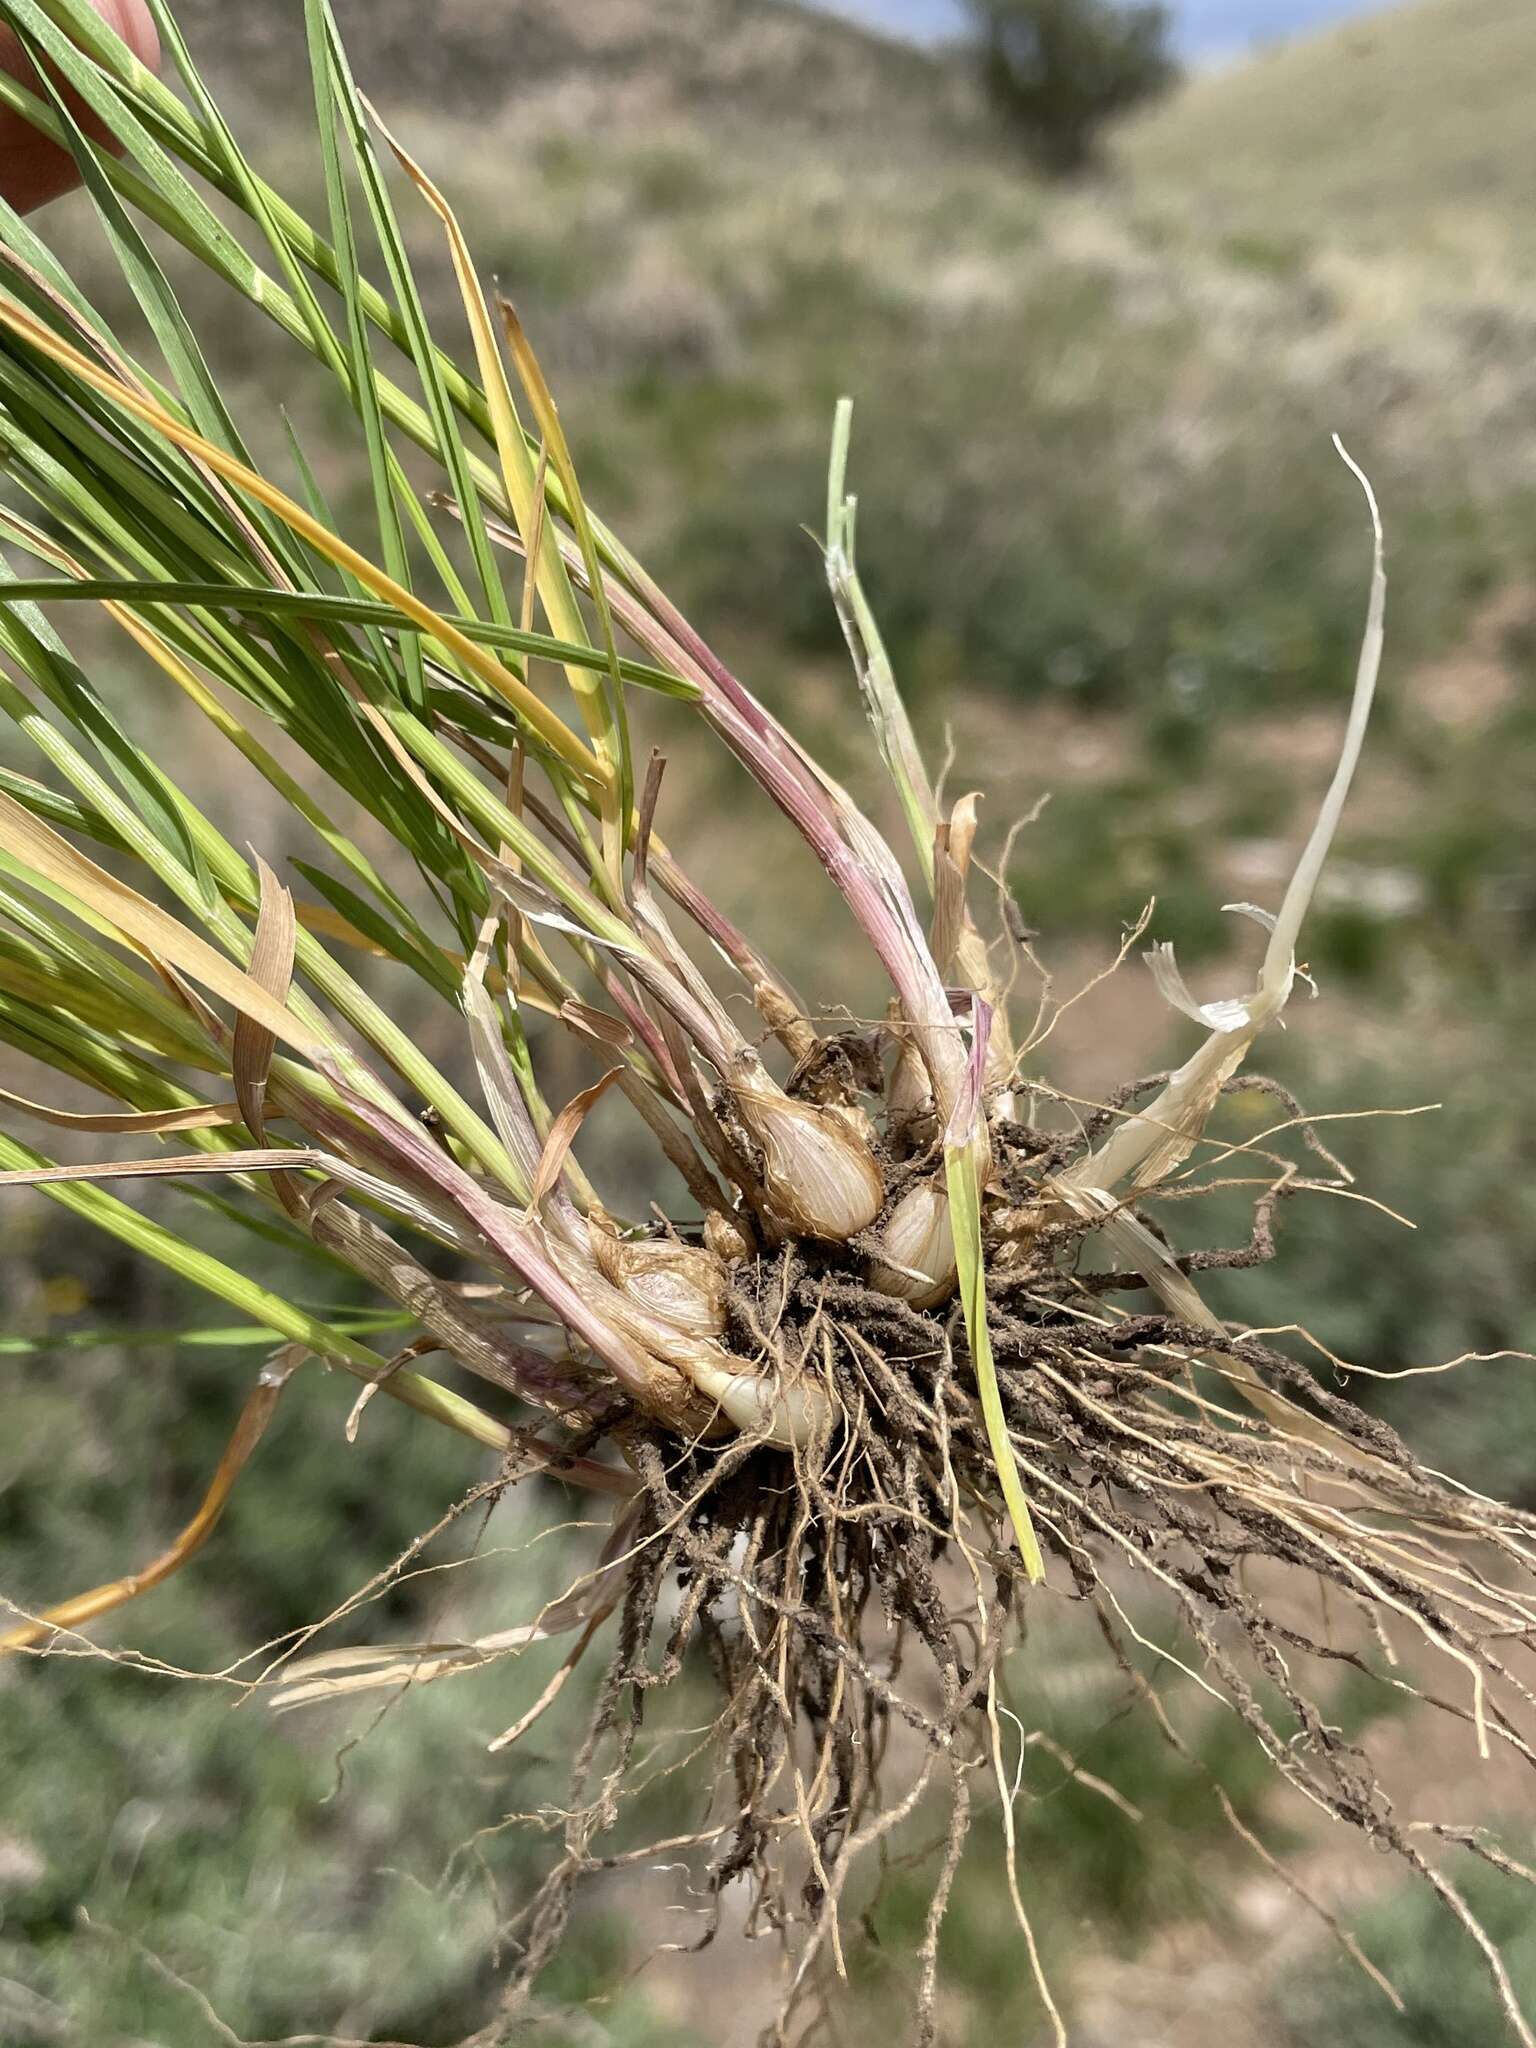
(0, 3), (1534, 2041)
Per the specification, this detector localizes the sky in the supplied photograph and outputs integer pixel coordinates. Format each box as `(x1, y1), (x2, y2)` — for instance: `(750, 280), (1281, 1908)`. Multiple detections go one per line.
(816, 0), (1383, 64)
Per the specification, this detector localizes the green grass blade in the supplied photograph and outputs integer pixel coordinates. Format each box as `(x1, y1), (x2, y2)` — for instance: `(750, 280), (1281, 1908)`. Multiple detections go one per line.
(0, 1127), (509, 1453)
(304, 0), (425, 716)
(0, 577), (698, 697)
(945, 1128), (1046, 1583)
(314, 0), (512, 632)
(826, 399), (939, 890)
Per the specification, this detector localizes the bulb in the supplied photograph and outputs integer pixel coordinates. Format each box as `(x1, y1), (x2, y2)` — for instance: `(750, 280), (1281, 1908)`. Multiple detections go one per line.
(549, 1233), (827, 1449)
(686, 1354), (832, 1449)
(733, 1085), (884, 1242)
(704, 1208), (752, 1266)
(886, 1031), (934, 1131)
(867, 1179), (956, 1308)
(597, 1282), (827, 1449)
(590, 1226), (728, 1338)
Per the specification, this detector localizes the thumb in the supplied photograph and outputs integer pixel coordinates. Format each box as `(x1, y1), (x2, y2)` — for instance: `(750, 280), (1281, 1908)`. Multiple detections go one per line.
(0, 0), (161, 214)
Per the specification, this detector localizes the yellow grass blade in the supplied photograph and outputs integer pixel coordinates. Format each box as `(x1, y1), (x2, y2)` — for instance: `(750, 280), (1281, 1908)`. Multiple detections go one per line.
(0, 786), (326, 1058)
(1, 1349), (305, 1654)
(0, 1086), (238, 1134)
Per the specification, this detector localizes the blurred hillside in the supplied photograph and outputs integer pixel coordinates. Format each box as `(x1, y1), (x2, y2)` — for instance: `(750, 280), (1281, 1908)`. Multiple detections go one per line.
(6, 1), (1536, 2043)
(168, 0), (976, 139)
(1131, 0), (1536, 252)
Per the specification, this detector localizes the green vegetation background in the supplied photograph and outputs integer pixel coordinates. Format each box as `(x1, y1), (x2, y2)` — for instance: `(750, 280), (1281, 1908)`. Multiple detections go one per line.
(4, 0), (1535, 2039)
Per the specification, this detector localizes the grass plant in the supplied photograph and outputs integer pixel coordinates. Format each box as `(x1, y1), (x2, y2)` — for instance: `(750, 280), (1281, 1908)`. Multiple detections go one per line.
(1, 4), (1534, 2040)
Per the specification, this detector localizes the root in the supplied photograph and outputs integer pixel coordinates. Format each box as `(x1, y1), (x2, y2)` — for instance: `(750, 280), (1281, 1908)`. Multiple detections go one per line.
(402, 1129), (1533, 2042)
